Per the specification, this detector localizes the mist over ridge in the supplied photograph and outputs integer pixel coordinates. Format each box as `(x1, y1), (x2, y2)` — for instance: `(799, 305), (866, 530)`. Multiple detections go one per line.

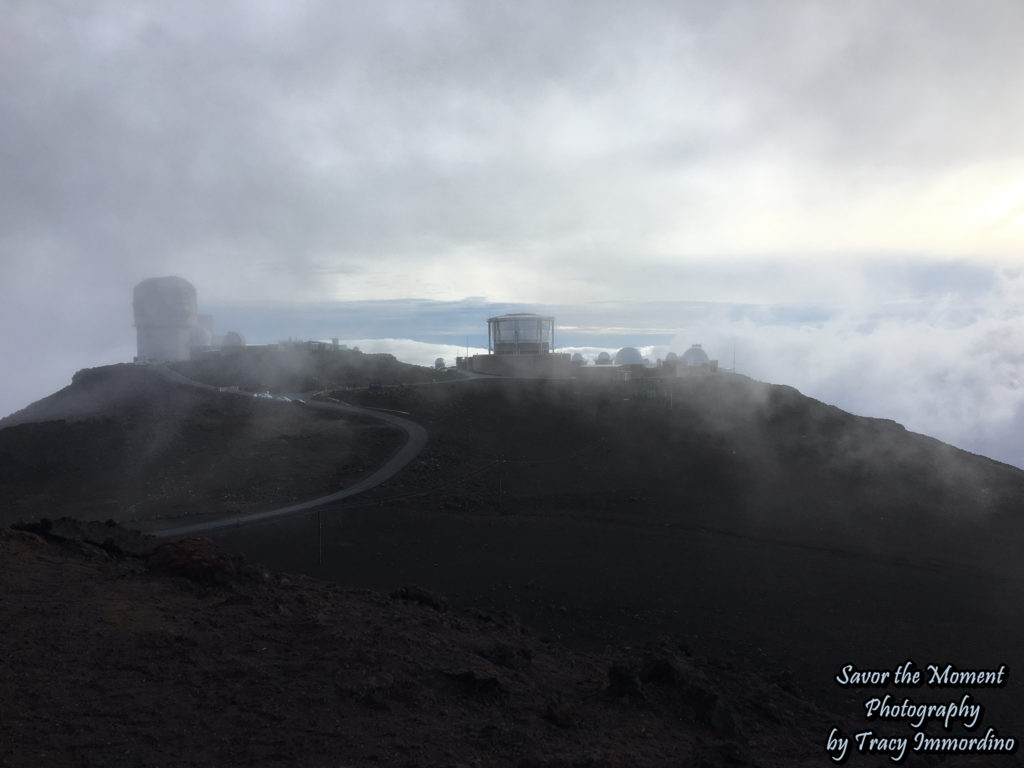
(4, 4), (1024, 762)
(2, 2), (1022, 469)
(190, 285), (1024, 470)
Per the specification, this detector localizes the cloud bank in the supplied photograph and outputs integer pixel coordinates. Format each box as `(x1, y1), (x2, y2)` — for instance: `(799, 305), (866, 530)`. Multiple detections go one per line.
(1, 2), (1022, 467)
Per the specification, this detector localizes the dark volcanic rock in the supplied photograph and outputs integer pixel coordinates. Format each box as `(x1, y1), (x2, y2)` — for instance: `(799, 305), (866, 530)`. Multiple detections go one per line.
(607, 664), (644, 699)
(14, 516), (157, 557)
(390, 583), (449, 611)
(147, 536), (237, 584)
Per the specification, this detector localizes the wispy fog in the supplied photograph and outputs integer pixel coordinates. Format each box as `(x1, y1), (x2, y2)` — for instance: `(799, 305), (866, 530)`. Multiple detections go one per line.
(392, 297), (1024, 467)
(266, 266), (1024, 468)
(2, 3), (1022, 466)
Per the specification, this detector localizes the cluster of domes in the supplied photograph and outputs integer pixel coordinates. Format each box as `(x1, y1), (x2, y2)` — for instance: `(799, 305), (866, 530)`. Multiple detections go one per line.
(576, 344), (710, 368)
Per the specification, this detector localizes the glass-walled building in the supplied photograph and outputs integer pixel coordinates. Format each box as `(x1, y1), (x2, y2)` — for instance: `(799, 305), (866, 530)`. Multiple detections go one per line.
(487, 314), (555, 356)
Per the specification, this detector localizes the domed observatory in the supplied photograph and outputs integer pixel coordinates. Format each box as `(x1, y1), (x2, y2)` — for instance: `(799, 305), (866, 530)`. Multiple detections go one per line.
(680, 344), (710, 366)
(674, 343), (718, 376)
(610, 346), (647, 381)
(613, 347), (644, 366)
(595, 351), (612, 365)
(133, 276), (199, 363)
(221, 331), (247, 350)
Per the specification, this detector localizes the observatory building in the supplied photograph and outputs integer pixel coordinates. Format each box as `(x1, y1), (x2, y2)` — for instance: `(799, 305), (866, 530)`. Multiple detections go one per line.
(488, 313), (554, 355)
(576, 345), (649, 381)
(457, 313), (570, 378)
(613, 346), (644, 366)
(133, 276), (245, 362)
(680, 344), (710, 366)
(221, 331), (247, 349)
(666, 344), (718, 375)
(133, 276), (200, 363)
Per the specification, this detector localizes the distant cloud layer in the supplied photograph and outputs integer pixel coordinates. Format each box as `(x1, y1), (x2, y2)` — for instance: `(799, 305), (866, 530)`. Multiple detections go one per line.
(2, 2), (1022, 466)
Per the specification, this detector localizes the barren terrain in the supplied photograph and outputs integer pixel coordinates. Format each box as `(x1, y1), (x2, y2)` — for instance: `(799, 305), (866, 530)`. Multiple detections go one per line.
(1, 520), (832, 767)
(2, 352), (1023, 766)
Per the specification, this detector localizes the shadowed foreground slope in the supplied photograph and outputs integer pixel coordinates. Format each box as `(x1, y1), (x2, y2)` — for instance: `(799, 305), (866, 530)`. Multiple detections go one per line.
(1, 520), (831, 768)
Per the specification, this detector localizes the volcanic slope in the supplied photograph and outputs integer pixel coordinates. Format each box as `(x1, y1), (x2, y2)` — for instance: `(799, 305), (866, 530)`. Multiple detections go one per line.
(215, 373), (1024, 734)
(334, 374), (1024, 564)
(1, 520), (836, 768)
(4, 364), (1024, 752)
(0, 352), (437, 525)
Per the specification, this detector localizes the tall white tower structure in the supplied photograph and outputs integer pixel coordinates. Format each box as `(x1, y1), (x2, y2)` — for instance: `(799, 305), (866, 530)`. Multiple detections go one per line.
(133, 276), (199, 363)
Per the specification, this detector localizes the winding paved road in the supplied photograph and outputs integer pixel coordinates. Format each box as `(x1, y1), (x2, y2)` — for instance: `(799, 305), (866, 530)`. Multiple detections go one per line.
(139, 368), (428, 538)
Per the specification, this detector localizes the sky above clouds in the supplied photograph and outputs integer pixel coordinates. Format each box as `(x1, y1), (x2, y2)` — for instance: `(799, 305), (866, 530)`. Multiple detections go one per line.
(2, 1), (1023, 465)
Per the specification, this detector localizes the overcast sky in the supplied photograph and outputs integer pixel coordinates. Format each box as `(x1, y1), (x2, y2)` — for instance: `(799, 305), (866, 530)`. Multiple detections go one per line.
(3, 1), (1023, 465)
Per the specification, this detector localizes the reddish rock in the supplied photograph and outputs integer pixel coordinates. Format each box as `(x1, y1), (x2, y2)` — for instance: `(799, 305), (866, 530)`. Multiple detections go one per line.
(148, 536), (236, 584)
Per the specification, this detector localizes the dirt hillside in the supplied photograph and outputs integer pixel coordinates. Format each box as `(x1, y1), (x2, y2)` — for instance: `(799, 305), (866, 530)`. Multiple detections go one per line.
(2, 359), (1023, 766)
(1, 519), (830, 768)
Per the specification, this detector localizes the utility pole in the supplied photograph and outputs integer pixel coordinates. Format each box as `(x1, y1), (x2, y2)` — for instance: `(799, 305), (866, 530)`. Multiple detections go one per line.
(497, 457), (503, 513)
(317, 509), (323, 566)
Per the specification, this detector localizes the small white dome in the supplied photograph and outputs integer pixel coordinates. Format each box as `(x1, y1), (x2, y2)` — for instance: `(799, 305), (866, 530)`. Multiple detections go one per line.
(614, 346), (643, 365)
(222, 331), (246, 347)
(681, 344), (710, 366)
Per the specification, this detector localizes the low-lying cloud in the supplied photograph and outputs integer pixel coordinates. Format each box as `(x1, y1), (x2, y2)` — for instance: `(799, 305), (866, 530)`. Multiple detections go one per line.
(2, 3), (1022, 470)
